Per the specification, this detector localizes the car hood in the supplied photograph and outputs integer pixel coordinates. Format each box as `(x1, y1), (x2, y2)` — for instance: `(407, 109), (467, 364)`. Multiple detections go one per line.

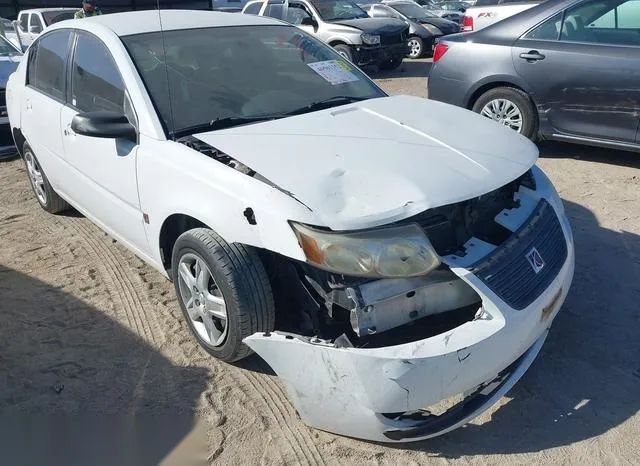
(193, 95), (538, 230)
(329, 17), (408, 34)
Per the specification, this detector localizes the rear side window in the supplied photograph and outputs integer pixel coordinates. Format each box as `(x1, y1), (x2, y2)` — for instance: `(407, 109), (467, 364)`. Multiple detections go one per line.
(71, 34), (126, 113)
(244, 2), (263, 14)
(27, 43), (38, 85)
(523, 12), (563, 40)
(29, 14), (44, 33)
(31, 30), (71, 100)
(19, 13), (28, 32)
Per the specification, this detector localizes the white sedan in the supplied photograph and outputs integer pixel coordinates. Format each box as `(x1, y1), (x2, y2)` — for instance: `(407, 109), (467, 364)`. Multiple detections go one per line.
(6, 10), (574, 442)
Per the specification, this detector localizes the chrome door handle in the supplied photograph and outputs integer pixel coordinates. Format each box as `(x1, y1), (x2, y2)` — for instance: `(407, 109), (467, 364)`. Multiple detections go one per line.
(519, 51), (545, 62)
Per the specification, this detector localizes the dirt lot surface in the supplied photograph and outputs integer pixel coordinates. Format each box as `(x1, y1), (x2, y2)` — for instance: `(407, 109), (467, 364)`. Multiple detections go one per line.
(1, 59), (639, 465)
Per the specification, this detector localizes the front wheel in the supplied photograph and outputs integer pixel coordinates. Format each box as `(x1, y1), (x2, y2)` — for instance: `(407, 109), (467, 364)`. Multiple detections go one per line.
(472, 87), (537, 139)
(406, 37), (424, 59)
(378, 57), (403, 71)
(333, 44), (353, 62)
(171, 228), (275, 362)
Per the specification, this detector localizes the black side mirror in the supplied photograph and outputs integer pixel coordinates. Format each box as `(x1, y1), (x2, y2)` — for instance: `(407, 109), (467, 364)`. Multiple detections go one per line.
(71, 112), (137, 141)
(300, 16), (318, 27)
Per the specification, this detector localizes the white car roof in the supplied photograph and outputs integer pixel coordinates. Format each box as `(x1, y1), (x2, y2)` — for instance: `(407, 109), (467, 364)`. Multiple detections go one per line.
(55, 9), (283, 37)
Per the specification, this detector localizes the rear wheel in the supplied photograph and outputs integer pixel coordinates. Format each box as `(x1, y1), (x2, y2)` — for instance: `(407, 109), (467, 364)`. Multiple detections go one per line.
(406, 37), (424, 59)
(472, 87), (537, 139)
(23, 143), (69, 213)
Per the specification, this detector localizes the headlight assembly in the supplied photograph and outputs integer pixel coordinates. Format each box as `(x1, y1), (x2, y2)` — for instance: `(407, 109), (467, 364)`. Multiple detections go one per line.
(361, 33), (381, 45)
(422, 24), (443, 35)
(291, 222), (441, 278)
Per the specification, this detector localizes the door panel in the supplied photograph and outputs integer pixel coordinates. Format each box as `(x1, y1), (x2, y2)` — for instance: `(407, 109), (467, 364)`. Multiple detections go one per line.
(59, 32), (148, 254)
(513, 40), (640, 142)
(513, 0), (640, 143)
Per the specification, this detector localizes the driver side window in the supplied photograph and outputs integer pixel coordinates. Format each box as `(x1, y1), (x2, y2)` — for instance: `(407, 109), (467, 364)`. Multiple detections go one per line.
(71, 33), (126, 114)
(287, 3), (313, 25)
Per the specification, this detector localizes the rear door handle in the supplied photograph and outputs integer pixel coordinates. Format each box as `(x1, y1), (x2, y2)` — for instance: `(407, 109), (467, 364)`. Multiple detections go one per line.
(519, 51), (546, 62)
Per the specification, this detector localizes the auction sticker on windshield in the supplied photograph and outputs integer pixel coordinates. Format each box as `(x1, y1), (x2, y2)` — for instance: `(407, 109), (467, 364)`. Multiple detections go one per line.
(308, 60), (359, 85)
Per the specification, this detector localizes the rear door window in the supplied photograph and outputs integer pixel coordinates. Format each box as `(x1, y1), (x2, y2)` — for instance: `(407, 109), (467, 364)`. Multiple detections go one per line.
(31, 30), (72, 100)
(244, 2), (263, 14)
(29, 14), (44, 34)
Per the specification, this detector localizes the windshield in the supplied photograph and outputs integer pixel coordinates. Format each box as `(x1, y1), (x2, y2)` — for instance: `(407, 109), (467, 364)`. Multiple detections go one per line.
(122, 25), (384, 137)
(392, 3), (433, 19)
(309, 0), (369, 21)
(42, 10), (76, 26)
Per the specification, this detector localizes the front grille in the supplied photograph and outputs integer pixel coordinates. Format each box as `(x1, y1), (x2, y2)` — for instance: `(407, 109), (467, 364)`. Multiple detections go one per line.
(469, 200), (567, 310)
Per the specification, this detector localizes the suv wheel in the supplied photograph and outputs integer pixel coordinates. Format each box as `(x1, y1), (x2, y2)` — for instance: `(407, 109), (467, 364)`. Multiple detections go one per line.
(171, 228), (275, 362)
(472, 87), (537, 139)
(333, 44), (353, 62)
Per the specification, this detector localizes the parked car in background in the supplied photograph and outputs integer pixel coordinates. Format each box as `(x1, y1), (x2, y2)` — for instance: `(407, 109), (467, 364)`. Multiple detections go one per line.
(361, 1), (459, 57)
(462, 0), (542, 31)
(16, 8), (77, 46)
(7, 8), (574, 444)
(0, 34), (21, 160)
(428, 0), (640, 152)
(243, 0), (410, 69)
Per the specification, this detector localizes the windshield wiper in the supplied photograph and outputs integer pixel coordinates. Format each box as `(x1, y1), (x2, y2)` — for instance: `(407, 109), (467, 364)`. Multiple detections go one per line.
(285, 96), (371, 117)
(171, 115), (280, 139)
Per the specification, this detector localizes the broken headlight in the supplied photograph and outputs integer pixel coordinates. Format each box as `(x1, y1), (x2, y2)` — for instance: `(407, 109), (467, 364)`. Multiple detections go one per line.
(291, 222), (441, 278)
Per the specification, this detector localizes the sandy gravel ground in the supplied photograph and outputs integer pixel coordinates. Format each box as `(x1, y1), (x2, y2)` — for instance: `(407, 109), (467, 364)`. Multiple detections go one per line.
(1, 60), (639, 465)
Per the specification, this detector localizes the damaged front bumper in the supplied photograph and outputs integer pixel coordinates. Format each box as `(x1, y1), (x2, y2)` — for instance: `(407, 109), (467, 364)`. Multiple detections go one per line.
(245, 169), (575, 443)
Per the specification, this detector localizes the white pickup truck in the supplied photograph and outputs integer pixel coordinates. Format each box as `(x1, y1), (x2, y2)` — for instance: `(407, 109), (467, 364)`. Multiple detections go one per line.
(462, 0), (541, 32)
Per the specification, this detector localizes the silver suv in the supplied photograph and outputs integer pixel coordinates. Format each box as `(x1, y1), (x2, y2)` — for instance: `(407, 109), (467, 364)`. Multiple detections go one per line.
(243, 0), (409, 70)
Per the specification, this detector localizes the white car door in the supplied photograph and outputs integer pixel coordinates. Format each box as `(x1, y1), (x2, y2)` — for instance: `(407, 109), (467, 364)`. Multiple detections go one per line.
(20, 29), (72, 188)
(59, 31), (148, 254)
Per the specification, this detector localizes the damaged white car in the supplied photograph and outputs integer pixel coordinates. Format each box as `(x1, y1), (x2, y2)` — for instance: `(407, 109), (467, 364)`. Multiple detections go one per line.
(7, 10), (574, 442)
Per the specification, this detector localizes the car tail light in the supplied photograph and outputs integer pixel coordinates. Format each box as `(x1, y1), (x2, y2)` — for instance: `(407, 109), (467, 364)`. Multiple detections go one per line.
(432, 43), (449, 63)
(463, 15), (474, 32)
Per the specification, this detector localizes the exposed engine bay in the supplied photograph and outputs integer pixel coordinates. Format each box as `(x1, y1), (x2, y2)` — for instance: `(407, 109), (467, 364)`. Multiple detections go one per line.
(259, 170), (536, 347)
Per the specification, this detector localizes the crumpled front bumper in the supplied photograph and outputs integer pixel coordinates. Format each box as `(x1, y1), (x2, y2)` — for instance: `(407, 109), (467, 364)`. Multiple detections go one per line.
(354, 43), (408, 66)
(245, 167), (575, 442)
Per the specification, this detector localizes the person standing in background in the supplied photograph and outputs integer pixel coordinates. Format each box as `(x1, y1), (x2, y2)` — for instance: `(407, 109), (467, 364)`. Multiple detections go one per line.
(74, 0), (102, 19)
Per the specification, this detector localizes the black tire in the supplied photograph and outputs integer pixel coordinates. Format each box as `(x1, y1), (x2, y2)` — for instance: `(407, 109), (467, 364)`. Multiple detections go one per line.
(378, 57), (403, 71)
(22, 143), (69, 214)
(333, 44), (353, 62)
(471, 87), (537, 140)
(406, 37), (424, 59)
(171, 228), (275, 362)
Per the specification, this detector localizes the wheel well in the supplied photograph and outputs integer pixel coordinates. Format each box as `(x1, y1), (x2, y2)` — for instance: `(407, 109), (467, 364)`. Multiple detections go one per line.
(467, 82), (530, 110)
(159, 214), (208, 273)
(12, 128), (26, 157)
(328, 40), (347, 47)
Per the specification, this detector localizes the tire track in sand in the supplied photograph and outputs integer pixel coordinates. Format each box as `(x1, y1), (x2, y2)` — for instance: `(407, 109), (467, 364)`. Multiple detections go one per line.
(65, 216), (161, 346)
(241, 370), (326, 465)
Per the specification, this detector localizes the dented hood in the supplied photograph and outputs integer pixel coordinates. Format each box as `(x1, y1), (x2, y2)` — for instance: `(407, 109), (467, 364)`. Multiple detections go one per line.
(193, 95), (538, 230)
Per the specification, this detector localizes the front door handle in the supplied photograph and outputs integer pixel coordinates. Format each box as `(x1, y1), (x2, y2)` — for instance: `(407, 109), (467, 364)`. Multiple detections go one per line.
(519, 51), (546, 62)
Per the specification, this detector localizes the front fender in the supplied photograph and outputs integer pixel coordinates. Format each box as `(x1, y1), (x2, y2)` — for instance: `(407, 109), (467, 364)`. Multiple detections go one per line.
(136, 137), (321, 271)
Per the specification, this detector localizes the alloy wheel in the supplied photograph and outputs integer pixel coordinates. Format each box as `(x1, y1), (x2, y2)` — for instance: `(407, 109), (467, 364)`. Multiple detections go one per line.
(177, 252), (228, 347)
(407, 38), (422, 58)
(480, 98), (523, 133)
(25, 151), (47, 205)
